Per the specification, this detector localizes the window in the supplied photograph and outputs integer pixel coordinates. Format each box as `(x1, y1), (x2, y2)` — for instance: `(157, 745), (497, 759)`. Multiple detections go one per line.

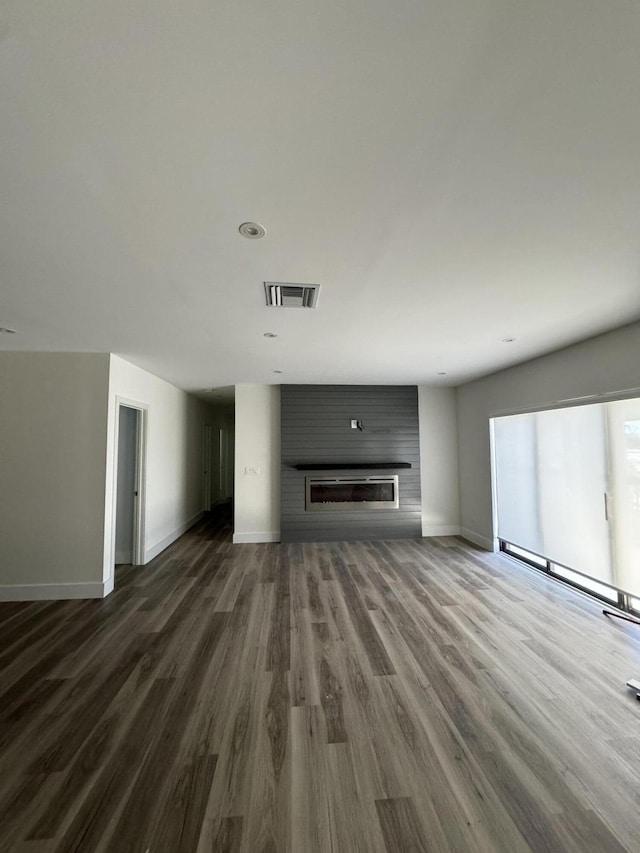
(493, 396), (640, 612)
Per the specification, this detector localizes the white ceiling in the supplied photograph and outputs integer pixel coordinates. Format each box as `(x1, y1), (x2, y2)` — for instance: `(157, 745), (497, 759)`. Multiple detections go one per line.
(2, 0), (640, 393)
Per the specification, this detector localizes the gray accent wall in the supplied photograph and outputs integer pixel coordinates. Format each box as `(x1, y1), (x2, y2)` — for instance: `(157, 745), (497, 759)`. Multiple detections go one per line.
(281, 385), (421, 542)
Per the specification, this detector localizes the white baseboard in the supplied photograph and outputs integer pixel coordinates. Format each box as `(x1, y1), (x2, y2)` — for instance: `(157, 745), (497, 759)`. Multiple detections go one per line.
(459, 527), (497, 552)
(144, 511), (204, 563)
(233, 531), (280, 544)
(422, 524), (461, 537)
(0, 579), (113, 602)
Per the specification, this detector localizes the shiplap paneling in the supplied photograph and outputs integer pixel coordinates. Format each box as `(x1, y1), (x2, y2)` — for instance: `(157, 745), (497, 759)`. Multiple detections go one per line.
(281, 385), (421, 542)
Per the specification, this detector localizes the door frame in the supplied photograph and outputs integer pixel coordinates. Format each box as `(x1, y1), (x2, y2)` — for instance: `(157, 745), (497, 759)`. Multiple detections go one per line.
(112, 396), (148, 567)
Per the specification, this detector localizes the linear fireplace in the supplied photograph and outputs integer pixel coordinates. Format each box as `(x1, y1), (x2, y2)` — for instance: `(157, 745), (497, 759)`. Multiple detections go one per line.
(305, 475), (399, 512)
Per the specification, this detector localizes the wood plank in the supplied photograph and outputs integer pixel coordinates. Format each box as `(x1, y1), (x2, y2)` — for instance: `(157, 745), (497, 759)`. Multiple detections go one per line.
(330, 550), (395, 676)
(209, 816), (243, 853)
(0, 505), (639, 852)
(375, 797), (427, 853)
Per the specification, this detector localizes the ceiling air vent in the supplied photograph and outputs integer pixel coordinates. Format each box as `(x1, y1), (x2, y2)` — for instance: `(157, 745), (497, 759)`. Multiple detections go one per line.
(264, 282), (320, 308)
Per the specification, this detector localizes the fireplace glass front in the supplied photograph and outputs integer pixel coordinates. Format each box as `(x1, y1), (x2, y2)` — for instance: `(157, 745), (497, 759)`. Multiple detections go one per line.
(305, 475), (399, 511)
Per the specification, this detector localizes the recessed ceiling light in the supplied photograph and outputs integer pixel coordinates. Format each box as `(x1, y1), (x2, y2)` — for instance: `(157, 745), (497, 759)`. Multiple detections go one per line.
(263, 332), (278, 338)
(502, 337), (516, 343)
(0, 327), (17, 334)
(273, 370), (283, 374)
(239, 222), (266, 239)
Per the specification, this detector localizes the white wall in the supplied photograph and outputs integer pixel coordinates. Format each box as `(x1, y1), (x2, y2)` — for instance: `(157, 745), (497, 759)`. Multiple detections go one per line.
(418, 386), (460, 536)
(0, 353), (110, 598)
(103, 355), (216, 581)
(233, 384), (280, 543)
(456, 321), (640, 550)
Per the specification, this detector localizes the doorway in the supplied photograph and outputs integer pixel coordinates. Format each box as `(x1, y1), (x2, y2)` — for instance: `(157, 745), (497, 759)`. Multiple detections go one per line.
(203, 423), (234, 509)
(114, 403), (145, 567)
(203, 423), (213, 511)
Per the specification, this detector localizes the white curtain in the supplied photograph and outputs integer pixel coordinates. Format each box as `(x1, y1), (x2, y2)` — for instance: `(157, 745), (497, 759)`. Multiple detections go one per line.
(494, 402), (615, 590)
(607, 399), (640, 597)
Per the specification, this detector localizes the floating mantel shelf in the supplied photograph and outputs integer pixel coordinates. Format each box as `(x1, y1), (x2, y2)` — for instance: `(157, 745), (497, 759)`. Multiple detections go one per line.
(293, 462), (411, 471)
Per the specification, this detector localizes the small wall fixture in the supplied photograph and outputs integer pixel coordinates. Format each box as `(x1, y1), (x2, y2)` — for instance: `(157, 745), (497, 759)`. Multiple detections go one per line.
(239, 222), (266, 239)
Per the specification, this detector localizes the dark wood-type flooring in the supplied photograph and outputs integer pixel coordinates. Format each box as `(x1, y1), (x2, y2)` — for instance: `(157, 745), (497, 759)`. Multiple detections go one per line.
(2, 507), (640, 852)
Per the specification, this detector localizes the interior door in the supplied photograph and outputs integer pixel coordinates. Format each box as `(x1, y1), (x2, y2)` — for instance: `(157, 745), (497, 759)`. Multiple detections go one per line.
(203, 424), (213, 511)
(219, 428), (228, 499)
(211, 427), (222, 505)
(115, 406), (138, 564)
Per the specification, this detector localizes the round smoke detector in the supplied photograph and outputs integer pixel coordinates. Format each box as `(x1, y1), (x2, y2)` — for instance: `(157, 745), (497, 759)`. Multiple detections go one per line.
(239, 222), (266, 239)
